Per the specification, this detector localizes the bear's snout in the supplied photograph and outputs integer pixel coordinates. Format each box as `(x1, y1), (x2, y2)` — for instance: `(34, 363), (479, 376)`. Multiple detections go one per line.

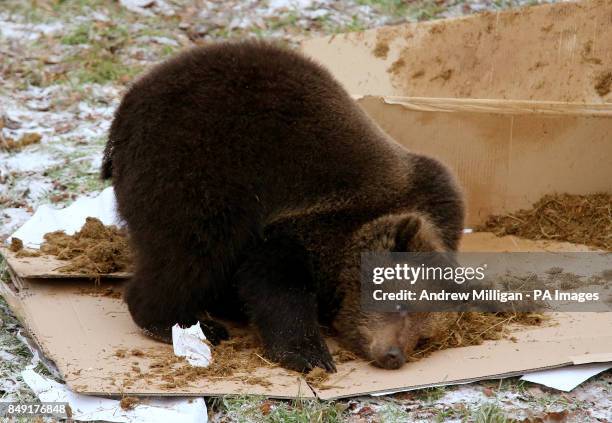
(376, 346), (405, 369)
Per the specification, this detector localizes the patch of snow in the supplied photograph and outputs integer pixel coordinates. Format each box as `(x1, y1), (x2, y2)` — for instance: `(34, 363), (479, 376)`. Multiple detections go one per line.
(138, 35), (179, 46)
(1, 207), (32, 237)
(1, 151), (61, 172)
(435, 385), (489, 405)
(0, 350), (18, 362)
(268, 0), (318, 10)
(14, 178), (54, 202)
(0, 22), (41, 40)
(88, 154), (103, 173)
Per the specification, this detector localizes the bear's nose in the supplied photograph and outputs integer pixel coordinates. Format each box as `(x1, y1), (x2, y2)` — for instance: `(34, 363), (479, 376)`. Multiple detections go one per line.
(381, 347), (405, 369)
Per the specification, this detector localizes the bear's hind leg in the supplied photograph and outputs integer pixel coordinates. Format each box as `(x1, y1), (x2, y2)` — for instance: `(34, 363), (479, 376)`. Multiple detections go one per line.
(124, 253), (230, 345)
(234, 237), (336, 373)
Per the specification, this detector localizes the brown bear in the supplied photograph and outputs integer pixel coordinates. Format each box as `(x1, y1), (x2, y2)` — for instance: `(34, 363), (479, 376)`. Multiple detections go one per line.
(102, 40), (464, 372)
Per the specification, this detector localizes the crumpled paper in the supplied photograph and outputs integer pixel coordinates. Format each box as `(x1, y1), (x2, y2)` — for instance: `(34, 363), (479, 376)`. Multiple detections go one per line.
(18, 329), (207, 423)
(22, 369), (208, 423)
(172, 322), (212, 367)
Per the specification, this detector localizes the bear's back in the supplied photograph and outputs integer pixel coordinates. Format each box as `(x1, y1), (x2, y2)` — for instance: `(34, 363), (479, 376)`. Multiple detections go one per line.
(107, 41), (401, 213)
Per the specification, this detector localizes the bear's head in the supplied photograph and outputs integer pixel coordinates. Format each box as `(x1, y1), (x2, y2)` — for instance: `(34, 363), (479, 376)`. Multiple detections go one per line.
(334, 212), (459, 370)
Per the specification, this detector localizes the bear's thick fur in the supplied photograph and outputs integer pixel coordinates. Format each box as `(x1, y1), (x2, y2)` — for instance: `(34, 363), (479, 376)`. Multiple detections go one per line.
(102, 41), (464, 372)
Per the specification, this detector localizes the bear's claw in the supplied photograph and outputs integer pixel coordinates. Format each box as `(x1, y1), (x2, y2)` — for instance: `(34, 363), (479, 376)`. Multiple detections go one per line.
(272, 336), (337, 373)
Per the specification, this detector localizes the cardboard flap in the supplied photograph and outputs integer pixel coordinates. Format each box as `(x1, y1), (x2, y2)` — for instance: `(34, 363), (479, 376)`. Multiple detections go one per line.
(301, 0), (612, 103)
(354, 96), (612, 226)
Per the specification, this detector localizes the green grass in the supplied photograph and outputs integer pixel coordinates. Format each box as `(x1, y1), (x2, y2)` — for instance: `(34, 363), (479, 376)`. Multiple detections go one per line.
(40, 139), (110, 204)
(60, 22), (141, 84)
(213, 396), (346, 423)
(71, 53), (142, 84)
(378, 403), (410, 422)
(412, 386), (447, 402)
(472, 403), (510, 423)
(357, 0), (409, 16)
(61, 23), (91, 45)
(0, 259), (38, 403)
(407, 0), (449, 21)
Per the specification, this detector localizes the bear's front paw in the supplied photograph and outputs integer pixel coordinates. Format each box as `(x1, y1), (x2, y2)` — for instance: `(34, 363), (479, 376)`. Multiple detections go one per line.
(270, 336), (336, 373)
(198, 319), (230, 345)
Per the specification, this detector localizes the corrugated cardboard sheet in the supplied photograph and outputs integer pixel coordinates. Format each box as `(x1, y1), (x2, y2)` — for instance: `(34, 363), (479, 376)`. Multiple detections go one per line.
(2, 234), (612, 399)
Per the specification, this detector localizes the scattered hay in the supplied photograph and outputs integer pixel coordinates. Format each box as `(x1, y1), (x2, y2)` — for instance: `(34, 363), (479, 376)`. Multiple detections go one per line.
(595, 71), (612, 97)
(120, 331), (276, 389)
(79, 286), (122, 299)
(333, 348), (359, 364)
(41, 217), (133, 274)
(409, 312), (546, 360)
(119, 396), (140, 410)
(202, 334), (274, 380)
(9, 238), (41, 257)
(476, 193), (612, 250)
(305, 367), (329, 385)
(116, 313), (546, 390)
(15, 249), (42, 258)
(0, 133), (41, 152)
(9, 237), (23, 252)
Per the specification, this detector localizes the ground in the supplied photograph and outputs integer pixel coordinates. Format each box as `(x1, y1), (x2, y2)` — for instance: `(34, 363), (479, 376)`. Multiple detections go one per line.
(0, 0), (610, 422)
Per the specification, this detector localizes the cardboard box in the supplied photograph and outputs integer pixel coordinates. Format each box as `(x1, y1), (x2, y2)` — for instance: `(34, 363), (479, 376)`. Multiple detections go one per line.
(1, 0), (611, 400)
(301, 0), (612, 225)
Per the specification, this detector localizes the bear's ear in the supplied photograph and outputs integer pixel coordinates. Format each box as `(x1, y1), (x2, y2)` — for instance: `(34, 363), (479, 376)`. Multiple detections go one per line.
(393, 214), (423, 252)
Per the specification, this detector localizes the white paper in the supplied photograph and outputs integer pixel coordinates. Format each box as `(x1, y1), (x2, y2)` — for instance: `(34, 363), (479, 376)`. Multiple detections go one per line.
(521, 362), (612, 392)
(21, 369), (207, 423)
(8, 186), (121, 248)
(172, 322), (212, 367)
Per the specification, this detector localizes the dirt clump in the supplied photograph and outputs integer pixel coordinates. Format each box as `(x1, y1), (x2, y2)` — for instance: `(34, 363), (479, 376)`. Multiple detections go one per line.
(595, 71), (612, 96)
(41, 217), (133, 274)
(372, 41), (389, 59)
(581, 41), (602, 65)
(119, 396), (140, 410)
(477, 193), (612, 250)
(387, 57), (406, 75)
(431, 69), (453, 82)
